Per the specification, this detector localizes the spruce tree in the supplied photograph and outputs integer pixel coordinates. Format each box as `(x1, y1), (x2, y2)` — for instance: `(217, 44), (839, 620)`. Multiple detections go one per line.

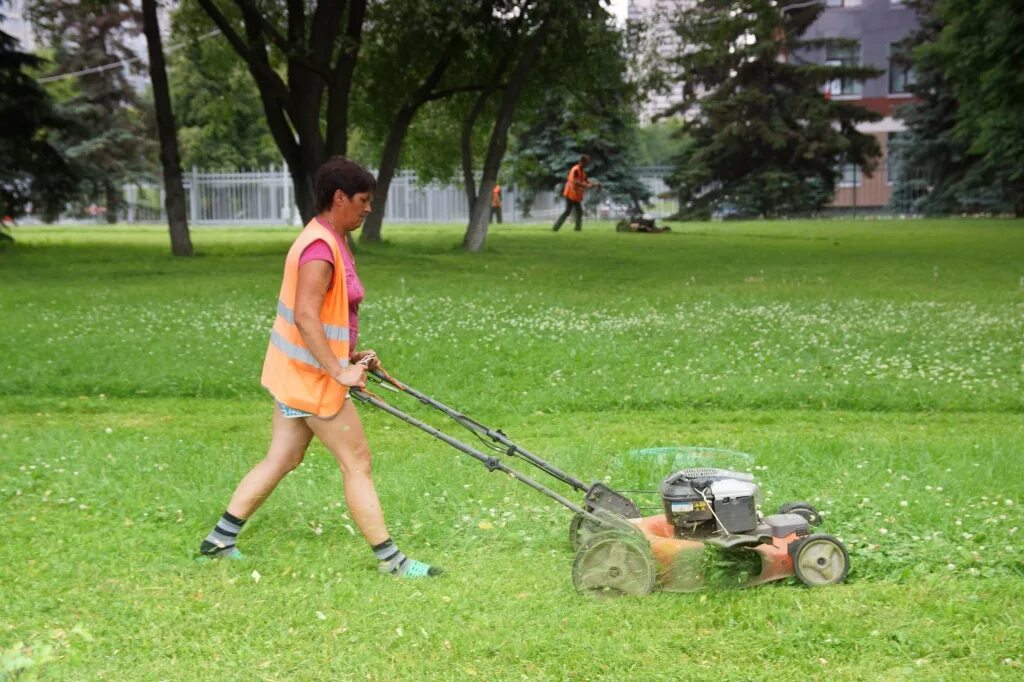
(894, 0), (1023, 215)
(665, 0), (882, 218)
(0, 21), (76, 229)
(29, 0), (157, 222)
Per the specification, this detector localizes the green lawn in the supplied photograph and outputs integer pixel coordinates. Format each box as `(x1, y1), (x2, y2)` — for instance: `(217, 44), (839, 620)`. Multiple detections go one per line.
(1, 219), (1022, 680)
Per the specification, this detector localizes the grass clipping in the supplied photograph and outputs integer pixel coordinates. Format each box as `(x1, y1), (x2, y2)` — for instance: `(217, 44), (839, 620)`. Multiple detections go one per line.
(662, 544), (764, 593)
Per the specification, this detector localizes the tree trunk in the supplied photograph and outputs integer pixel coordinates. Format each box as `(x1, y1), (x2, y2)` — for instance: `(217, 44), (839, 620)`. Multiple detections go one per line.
(142, 0), (192, 256)
(361, 106), (415, 243)
(463, 24), (550, 252)
(288, 163), (316, 226)
(104, 181), (119, 224)
(460, 88), (491, 209)
(461, 56), (508, 210)
(362, 44), (459, 243)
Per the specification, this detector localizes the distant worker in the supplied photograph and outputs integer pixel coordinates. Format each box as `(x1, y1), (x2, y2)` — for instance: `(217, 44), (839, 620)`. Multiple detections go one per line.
(490, 182), (503, 224)
(552, 154), (597, 232)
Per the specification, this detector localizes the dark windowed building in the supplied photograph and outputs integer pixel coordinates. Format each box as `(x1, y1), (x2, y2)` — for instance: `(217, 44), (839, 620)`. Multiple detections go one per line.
(802, 0), (919, 210)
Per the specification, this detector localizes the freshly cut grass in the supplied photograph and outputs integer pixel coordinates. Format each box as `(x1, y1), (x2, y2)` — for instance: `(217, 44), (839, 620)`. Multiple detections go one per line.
(1, 219), (1022, 680)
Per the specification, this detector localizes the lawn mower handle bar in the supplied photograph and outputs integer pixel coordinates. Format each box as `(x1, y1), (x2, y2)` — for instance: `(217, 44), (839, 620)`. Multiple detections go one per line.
(368, 368), (591, 494)
(350, 386), (601, 523)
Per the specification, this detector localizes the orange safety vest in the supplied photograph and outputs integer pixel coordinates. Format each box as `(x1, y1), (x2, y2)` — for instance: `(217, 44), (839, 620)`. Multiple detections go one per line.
(563, 164), (587, 202)
(491, 184), (502, 207)
(260, 219), (350, 417)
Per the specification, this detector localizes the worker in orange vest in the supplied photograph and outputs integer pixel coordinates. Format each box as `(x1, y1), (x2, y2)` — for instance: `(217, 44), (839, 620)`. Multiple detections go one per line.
(552, 154), (597, 232)
(197, 156), (440, 578)
(490, 181), (503, 224)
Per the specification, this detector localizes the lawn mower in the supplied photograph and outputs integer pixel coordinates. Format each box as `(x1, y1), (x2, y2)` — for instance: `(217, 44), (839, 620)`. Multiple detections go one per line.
(352, 370), (850, 597)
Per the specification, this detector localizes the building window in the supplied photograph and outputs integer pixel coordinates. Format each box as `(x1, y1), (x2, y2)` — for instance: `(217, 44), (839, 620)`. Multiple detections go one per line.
(887, 132), (909, 184)
(838, 163), (861, 188)
(825, 43), (863, 97)
(888, 43), (915, 94)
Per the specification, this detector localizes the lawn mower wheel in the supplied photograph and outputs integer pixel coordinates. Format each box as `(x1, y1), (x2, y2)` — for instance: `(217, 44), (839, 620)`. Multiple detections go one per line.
(572, 531), (656, 598)
(791, 533), (849, 586)
(778, 501), (822, 527)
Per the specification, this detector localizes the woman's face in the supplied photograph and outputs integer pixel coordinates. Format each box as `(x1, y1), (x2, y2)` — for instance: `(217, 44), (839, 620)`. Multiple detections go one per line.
(335, 190), (373, 230)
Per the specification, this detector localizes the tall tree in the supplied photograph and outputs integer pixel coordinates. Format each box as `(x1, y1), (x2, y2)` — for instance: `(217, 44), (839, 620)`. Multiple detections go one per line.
(355, 0), (491, 243)
(890, 0), (974, 214)
(896, 0), (1023, 216)
(194, 0), (366, 223)
(934, 0), (1024, 216)
(168, 0), (278, 171)
(142, 0), (192, 256)
(0, 20), (77, 231)
(665, 0), (882, 218)
(30, 0), (157, 223)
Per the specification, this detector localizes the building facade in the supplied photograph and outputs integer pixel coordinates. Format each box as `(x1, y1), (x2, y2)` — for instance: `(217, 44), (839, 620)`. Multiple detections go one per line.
(628, 0), (693, 125)
(801, 0), (920, 210)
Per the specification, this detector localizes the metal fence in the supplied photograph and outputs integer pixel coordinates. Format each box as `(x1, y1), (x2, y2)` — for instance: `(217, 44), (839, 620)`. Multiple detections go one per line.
(120, 166), (679, 226)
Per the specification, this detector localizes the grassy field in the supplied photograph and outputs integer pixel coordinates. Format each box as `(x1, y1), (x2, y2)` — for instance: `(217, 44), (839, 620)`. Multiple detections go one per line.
(1, 218), (1022, 680)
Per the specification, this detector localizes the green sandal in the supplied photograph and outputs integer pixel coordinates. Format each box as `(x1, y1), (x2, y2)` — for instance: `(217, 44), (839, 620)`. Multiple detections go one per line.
(396, 559), (442, 578)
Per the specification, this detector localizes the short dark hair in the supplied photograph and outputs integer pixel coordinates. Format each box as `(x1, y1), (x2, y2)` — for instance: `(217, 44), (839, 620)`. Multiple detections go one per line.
(314, 156), (376, 212)
(579, 154), (590, 165)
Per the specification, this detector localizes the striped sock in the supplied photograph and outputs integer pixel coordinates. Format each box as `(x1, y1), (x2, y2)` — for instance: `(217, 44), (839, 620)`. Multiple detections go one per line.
(199, 511), (245, 557)
(372, 538), (441, 577)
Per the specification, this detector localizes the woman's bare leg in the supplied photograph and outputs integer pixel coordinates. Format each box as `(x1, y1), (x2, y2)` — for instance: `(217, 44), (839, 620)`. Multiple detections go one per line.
(226, 404), (314, 519)
(304, 398), (389, 546)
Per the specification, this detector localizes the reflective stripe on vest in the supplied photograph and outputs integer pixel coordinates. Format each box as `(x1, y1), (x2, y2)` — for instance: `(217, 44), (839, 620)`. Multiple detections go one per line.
(275, 300), (350, 342)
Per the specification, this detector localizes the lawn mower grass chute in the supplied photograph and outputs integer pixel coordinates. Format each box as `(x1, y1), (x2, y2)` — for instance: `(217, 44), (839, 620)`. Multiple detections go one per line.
(352, 369), (850, 598)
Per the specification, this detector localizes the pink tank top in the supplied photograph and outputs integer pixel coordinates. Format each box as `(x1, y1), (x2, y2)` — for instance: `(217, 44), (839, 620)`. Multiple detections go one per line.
(299, 218), (365, 349)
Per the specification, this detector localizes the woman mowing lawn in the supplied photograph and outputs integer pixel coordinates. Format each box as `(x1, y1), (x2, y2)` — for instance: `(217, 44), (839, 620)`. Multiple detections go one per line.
(197, 156), (441, 578)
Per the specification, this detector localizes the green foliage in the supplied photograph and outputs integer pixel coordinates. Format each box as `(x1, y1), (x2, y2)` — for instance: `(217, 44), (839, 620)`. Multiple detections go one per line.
(28, 0), (158, 220)
(934, 0), (1024, 196)
(0, 25), (77, 222)
(166, 0), (278, 171)
(635, 120), (686, 166)
(896, 0), (1024, 216)
(1, 221), (1022, 678)
(397, 95), (489, 184)
(666, 0), (882, 218)
(348, 0), (493, 182)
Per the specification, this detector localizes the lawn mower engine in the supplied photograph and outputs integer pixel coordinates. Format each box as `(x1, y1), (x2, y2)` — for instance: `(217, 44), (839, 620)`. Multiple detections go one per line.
(660, 467), (762, 538)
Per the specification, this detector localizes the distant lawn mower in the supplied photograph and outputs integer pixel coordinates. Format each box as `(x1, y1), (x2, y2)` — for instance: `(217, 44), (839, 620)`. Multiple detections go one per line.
(353, 371), (849, 597)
